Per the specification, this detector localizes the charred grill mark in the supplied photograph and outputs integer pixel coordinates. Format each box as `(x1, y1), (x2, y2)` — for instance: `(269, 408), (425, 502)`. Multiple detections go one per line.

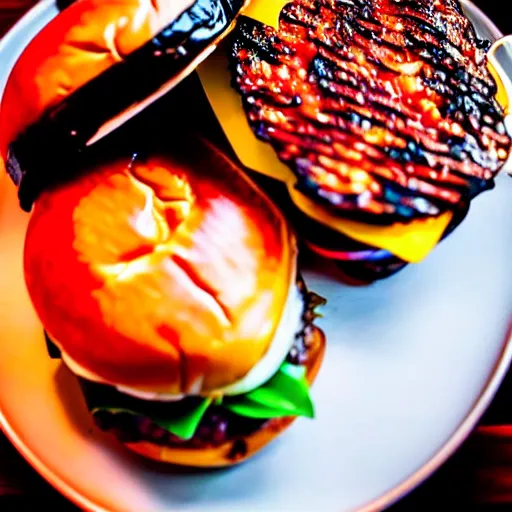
(231, 0), (511, 222)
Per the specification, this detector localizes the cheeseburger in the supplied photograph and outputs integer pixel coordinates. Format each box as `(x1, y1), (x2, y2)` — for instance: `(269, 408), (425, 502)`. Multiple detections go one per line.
(198, 0), (512, 282)
(0, 0), (248, 211)
(23, 137), (325, 467)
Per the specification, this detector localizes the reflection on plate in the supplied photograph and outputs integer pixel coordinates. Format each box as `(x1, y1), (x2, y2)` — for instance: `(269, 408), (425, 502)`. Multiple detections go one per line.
(0, 1), (511, 511)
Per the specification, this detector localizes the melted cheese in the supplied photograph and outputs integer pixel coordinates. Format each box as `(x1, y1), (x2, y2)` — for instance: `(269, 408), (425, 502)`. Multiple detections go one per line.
(489, 63), (509, 115)
(197, 48), (453, 263)
(198, 50), (295, 183)
(288, 188), (452, 263)
(217, 281), (303, 396)
(242, 0), (291, 29)
(114, 281), (303, 400)
(60, 280), (304, 401)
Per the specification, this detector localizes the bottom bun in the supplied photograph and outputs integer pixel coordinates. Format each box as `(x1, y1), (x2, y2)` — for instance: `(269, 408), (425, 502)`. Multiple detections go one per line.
(121, 326), (325, 467)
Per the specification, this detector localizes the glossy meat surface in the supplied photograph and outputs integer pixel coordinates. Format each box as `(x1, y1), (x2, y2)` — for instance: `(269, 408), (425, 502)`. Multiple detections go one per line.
(231, 0), (511, 223)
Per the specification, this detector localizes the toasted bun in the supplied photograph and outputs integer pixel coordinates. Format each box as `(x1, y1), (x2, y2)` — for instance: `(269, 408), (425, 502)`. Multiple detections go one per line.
(24, 139), (297, 395)
(123, 326), (325, 467)
(0, 0), (195, 169)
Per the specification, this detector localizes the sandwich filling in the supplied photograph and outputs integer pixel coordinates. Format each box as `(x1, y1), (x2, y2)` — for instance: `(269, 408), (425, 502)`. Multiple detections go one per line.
(47, 279), (325, 448)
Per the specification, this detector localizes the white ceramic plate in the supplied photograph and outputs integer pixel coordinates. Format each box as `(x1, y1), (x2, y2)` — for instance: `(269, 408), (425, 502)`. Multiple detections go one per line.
(0, 1), (511, 511)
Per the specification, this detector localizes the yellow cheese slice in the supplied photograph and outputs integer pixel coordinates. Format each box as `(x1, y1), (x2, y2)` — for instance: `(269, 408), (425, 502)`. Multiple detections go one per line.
(288, 187), (452, 263)
(197, 49), (295, 183)
(197, 46), (452, 263)
(242, 0), (292, 29)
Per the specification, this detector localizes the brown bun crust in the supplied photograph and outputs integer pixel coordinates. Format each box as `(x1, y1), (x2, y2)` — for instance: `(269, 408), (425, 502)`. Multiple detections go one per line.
(24, 139), (297, 395)
(123, 326), (325, 467)
(0, 0), (195, 168)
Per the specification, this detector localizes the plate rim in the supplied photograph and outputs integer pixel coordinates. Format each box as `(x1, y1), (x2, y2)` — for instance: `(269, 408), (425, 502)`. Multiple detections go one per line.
(359, 3), (508, 509)
(0, 1), (509, 512)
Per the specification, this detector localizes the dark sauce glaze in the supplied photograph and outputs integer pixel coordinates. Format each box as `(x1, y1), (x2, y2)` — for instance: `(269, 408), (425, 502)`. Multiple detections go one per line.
(230, 0), (511, 224)
(8, 0), (245, 212)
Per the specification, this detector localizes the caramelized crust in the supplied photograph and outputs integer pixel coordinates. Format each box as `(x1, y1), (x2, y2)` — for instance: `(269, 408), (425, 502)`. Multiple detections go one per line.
(231, 0), (511, 223)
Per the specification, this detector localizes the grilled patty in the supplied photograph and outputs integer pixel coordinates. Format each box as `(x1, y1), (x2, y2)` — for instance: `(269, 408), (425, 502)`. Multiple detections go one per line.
(230, 0), (511, 224)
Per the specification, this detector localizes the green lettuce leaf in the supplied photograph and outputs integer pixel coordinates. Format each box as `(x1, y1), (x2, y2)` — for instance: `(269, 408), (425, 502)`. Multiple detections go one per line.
(224, 362), (314, 419)
(91, 399), (211, 440)
(150, 398), (212, 440)
(224, 397), (296, 419)
(80, 360), (314, 441)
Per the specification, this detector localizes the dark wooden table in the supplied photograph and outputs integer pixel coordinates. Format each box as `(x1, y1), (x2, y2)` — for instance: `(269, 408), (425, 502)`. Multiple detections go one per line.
(1, 1), (512, 510)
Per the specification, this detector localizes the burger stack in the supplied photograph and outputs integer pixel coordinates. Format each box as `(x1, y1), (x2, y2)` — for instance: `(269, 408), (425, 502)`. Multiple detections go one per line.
(0, 0), (510, 467)
(199, 0), (512, 282)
